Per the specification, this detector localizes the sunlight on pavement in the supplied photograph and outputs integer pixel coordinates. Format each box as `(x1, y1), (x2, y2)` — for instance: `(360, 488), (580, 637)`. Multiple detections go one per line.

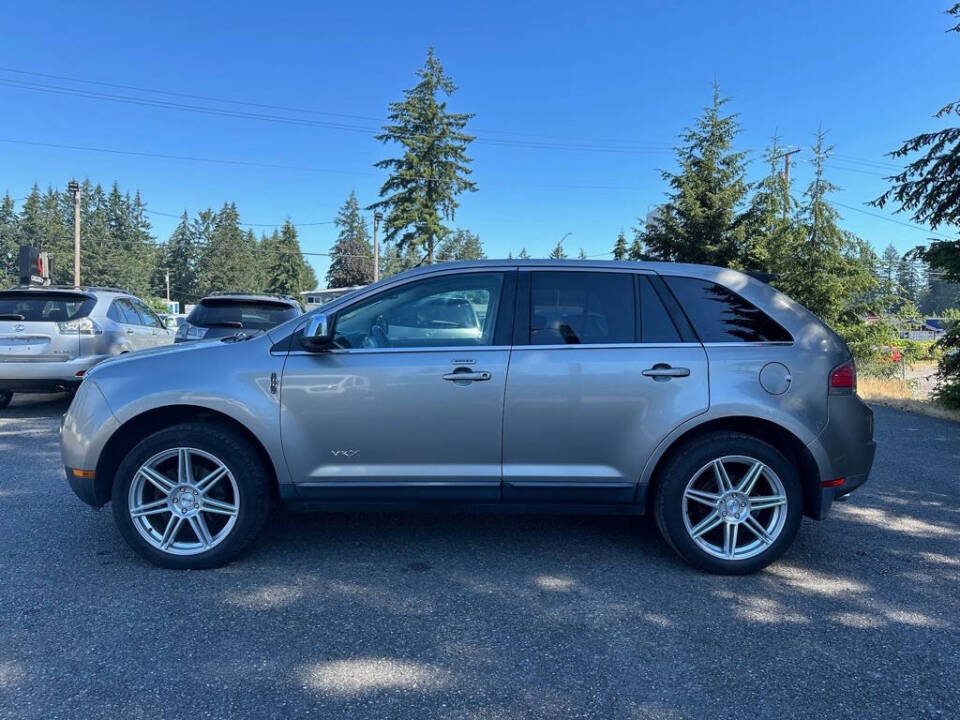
(766, 564), (870, 596)
(299, 659), (450, 695)
(224, 584), (304, 610)
(835, 505), (959, 538)
(534, 574), (577, 591)
(0, 660), (26, 689)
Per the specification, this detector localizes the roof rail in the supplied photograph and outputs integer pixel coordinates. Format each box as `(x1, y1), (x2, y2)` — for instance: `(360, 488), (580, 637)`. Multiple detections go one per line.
(206, 291), (298, 302)
(743, 271), (779, 284)
(7, 284), (132, 294)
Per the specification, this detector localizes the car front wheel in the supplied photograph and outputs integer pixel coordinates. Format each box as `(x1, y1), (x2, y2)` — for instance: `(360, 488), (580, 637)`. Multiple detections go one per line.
(653, 432), (803, 574)
(111, 423), (271, 569)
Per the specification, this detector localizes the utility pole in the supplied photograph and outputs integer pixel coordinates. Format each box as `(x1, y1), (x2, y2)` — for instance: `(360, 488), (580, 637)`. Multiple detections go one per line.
(373, 211), (382, 283)
(775, 148), (801, 220)
(68, 179), (81, 286)
(164, 268), (171, 304)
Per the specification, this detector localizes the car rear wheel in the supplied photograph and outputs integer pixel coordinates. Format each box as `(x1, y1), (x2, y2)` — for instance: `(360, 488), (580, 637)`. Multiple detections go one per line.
(653, 432), (803, 574)
(111, 423), (271, 569)
(0, 391), (11, 410)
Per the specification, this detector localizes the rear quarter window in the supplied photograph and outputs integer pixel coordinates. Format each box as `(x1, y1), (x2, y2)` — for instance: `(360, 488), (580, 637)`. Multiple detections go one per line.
(663, 277), (792, 343)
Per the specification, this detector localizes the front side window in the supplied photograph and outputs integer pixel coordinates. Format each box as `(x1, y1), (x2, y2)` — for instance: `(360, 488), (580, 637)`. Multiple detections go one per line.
(333, 272), (503, 349)
(530, 271), (635, 345)
(131, 299), (163, 328)
(663, 277), (792, 343)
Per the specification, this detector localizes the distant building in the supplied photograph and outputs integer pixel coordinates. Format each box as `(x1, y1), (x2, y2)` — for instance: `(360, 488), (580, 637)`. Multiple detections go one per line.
(301, 286), (366, 310)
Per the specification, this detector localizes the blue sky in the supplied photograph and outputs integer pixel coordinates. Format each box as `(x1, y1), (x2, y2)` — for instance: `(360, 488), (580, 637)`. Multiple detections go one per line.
(2, 1), (958, 283)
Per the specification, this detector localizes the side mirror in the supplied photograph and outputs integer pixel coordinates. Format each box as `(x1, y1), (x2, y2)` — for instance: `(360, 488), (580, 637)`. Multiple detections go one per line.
(301, 313), (334, 351)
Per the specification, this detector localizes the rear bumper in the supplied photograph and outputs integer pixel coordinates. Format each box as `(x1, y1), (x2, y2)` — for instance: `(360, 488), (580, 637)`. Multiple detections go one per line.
(0, 354), (111, 392)
(807, 395), (876, 519)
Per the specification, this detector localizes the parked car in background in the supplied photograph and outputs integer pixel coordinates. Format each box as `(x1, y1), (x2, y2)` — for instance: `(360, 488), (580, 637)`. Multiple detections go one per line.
(62, 260), (876, 573)
(0, 286), (174, 408)
(175, 294), (302, 343)
(159, 313), (187, 332)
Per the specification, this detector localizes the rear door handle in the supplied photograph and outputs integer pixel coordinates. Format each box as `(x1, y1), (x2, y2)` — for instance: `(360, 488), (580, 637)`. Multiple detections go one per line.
(442, 370), (491, 383)
(642, 364), (690, 380)
(126, 329), (135, 335)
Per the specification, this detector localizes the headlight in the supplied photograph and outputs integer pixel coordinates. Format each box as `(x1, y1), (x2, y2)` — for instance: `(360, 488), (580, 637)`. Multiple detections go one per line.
(176, 322), (208, 340)
(58, 317), (103, 335)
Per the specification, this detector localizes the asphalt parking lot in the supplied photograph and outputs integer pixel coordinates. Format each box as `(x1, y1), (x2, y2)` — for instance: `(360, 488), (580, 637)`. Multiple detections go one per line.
(0, 395), (957, 720)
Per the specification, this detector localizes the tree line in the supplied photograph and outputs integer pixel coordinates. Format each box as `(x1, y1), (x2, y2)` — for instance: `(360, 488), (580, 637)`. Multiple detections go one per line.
(0, 182), (317, 305)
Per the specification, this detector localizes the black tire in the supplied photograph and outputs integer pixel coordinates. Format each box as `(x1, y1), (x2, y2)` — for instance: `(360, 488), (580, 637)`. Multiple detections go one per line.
(652, 432), (803, 575)
(111, 422), (272, 569)
(0, 391), (11, 410)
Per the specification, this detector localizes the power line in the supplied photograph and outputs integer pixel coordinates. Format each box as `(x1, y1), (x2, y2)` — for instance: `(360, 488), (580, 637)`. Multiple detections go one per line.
(0, 137), (646, 191)
(0, 77), (673, 154)
(831, 201), (954, 239)
(142, 208), (335, 228)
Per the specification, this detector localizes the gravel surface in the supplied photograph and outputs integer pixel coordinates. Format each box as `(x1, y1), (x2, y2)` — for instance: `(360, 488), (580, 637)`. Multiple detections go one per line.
(0, 394), (957, 719)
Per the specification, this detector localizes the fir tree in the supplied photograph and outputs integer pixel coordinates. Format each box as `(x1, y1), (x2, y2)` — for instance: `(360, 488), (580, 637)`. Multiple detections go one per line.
(773, 131), (877, 325)
(578, 248), (587, 260)
(327, 191), (374, 288)
(164, 212), (200, 305)
(639, 84), (750, 266)
(197, 203), (258, 294)
(437, 229), (484, 261)
(370, 48), (477, 264)
(264, 220), (306, 296)
(548, 240), (567, 259)
(518, 248), (530, 259)
(612, 230), (628, 261)
(628, 237), (646, 261)
(744, 136), (798, 272)
(0, 194), (18, 285)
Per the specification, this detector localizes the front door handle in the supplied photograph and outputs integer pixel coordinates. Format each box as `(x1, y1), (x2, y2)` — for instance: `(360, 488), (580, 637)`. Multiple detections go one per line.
(442, 369), (491, 383)
(642, 364), (690, 381)
(126, 329), (135, 335)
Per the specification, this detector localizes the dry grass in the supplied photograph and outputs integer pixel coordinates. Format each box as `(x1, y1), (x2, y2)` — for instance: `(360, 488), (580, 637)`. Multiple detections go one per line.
(858, 375), (960, 423)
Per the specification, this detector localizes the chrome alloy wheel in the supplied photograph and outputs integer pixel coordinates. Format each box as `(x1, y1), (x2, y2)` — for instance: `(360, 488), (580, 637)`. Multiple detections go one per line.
(681, 455), (788, 561)
(128, 447), (240, 556)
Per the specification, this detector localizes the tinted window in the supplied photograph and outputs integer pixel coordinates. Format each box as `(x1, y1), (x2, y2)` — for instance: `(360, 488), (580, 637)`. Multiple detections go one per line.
(664, 277), (792, 343)
(530, 272), (635, 345)
(131, 299), (163, 328)
(333, 273), (503, 349)
(115, 299), (141, 325)
(0, 292), (95, 322)
(188, 299), (299, 331)
(638, 276), (682, 343)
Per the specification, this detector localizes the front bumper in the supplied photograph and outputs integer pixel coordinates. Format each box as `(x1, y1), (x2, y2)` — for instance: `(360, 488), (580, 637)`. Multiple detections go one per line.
(60, 379), (120, 507)
(0, 354), (111, 392)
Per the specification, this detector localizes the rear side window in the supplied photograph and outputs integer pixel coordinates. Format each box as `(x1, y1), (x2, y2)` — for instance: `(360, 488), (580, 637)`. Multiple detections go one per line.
(664, 277), (792, 343)
(131, 298), (163, 329)
(638, 276), (682, 343)
(188, 299), (300, 331)
(0, 292), (95, 322)
(531, 272), (635, 345)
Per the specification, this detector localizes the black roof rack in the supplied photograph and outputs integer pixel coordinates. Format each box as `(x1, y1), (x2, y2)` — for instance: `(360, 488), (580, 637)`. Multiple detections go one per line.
(7, 284), (131, 294)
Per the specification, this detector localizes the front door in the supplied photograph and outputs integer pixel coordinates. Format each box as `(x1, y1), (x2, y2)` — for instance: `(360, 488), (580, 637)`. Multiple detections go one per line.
(502, 269), (709, 503)
(280, 270), (515, 501)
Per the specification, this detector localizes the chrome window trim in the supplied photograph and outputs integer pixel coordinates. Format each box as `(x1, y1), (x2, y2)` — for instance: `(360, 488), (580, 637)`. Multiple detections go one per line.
(287, 345), (513, 357)
(513, 342), (703, 351)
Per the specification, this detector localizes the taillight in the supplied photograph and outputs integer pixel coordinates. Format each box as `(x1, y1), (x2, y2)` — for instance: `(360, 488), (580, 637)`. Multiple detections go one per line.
(830, 359), (856, 392)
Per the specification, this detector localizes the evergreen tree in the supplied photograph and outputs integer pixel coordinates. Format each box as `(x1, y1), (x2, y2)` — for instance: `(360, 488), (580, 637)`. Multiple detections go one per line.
(327, 191), (374, 288)
(17, 185), (44, 251)
(370, 48), (477, 264)
(437, 228), (484, 261)
(628, 237), (646, 261)
(197, 203), (258, 294)
(548, 240), (567, 259)
(872, 4), (960, 406)
(612, 230), (628, 260)
(518, 248), (530, 259)
(896, 255), (924, 306)
(639, 85), (751, 266)
(878, 243), (900, 302)
(578, 248), (587, 260)
(744, 136), (798, 272)
(264, 220), (306, 296)
(773, 131), (877, 325)
(163, 212), (200, 305)
(0, 194), (18, 286)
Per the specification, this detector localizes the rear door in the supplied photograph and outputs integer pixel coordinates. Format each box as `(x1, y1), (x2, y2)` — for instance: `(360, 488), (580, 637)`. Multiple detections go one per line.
(501, 269), (709, 503)
(130, 298), (169, 347)
(0, 291), (92, 364)
(112, 298), (149, 350)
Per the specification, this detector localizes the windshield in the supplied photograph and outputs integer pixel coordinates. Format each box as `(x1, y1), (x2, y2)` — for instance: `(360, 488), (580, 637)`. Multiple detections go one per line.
(0, 292), (96, 322)
(187, 299), (299, 331)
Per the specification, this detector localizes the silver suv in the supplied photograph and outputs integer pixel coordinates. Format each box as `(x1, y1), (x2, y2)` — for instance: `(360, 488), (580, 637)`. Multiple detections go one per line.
(61, 261), (876, 573)
(0, 286), (174, 408)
